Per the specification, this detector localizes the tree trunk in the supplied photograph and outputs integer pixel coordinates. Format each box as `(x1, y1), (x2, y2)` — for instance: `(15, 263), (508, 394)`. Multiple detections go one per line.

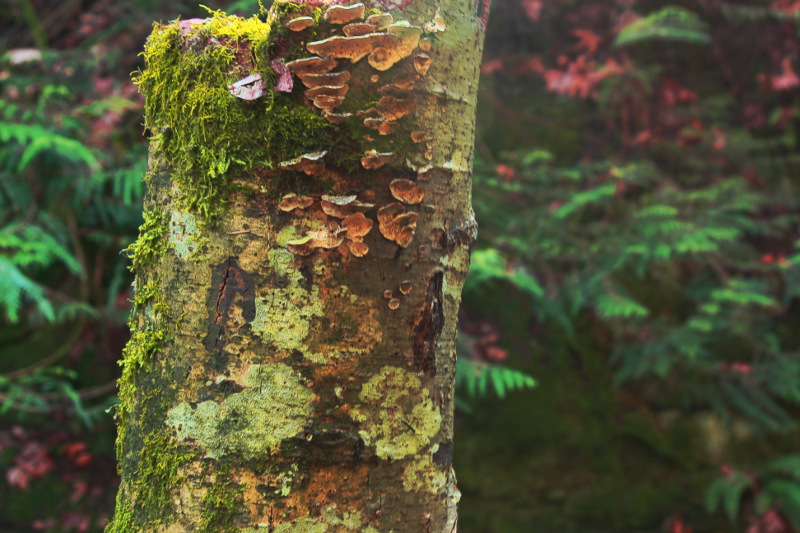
(108, 0), (485, 531)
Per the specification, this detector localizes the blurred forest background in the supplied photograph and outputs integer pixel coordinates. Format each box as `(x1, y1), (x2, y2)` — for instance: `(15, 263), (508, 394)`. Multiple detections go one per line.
(3, 0), (800, 531)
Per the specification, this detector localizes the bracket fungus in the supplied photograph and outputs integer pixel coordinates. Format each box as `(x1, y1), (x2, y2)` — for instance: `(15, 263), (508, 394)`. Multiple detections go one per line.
(363, 117), (398, 135)
(389, 179), (425, 205)
(305, 84), (349, 99)
(366, 13), (393, 30)
(286, 56), (338, 75)
(286, 16), (315, 32)
(378, 203), (419, 248)
(341, 212), (373, 241)
(299, 71), (351, 88)
(377, 96), (415, 121)
(320, 195), (373, 218)
(278, 151), (327, 175)
(343, 22), (375, 37)
(413, 54), (432, 76)
(399, 280), (413, 295)
(361, 150), (395, 169)
(324, 3), (366, 24)
(287, 225), (346, 256)
(278, 193), (315, 212)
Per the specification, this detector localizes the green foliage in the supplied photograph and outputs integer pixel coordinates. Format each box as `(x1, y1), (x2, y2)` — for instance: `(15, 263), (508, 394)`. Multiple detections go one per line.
(615, 6), (711, 47)
(707, 457), (800, 529)
(456, 357), (536, 400)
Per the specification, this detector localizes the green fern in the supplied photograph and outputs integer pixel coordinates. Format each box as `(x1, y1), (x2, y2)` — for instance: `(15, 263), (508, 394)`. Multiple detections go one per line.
(456, 358), (537, 399)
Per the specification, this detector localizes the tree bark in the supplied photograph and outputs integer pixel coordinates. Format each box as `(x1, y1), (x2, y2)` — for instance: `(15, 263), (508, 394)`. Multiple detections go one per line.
(108, 0), (485, 531)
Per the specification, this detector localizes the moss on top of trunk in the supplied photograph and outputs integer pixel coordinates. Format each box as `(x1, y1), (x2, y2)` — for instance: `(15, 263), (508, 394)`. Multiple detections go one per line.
(134, 8), (331, 224)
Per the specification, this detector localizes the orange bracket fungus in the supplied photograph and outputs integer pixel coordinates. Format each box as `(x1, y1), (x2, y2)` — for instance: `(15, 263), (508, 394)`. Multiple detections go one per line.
(286, 16), (315, 32)
(278, 151), (327, 175)
(389, 179), (425, 204)
(278, 193), (315, 212)
(361, 150), (395, 169)
(324, 3), (366, 24)
(378, 203), (419, 248)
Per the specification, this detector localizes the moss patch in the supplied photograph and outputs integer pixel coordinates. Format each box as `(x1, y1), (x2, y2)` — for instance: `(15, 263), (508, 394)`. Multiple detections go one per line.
(350, 366), (442, 460)
(166, 363), (314, 459)
(124, 207), (169, 270)
(134, 10), (331, 223)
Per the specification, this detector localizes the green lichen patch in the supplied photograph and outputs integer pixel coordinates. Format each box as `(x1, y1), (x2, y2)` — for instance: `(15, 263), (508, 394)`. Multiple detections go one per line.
(166, 363), (314, 459)
(402, 448), (447, 493)
(250, 248), (325, 352)
(168, 210), (201, 259)
(349, 366), (442, 460)
(134, 9), (331, 223)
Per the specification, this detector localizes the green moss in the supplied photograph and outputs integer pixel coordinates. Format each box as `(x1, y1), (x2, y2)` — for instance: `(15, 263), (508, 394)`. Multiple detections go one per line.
(115, 277), (173, 460)
(166, 363), (314, 459)
(350, 366), (442, 460)
(201, 476), (242, 533)
(134, 9), (332, 224)
(124, 207), (169, 270)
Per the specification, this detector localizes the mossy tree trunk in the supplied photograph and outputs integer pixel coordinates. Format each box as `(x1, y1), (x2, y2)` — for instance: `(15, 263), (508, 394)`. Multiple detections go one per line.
(109, 0), (485, 531)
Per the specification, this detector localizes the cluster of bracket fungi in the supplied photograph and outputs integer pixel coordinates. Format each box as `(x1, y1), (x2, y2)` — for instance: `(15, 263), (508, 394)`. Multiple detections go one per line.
(267, 1), (437, 273)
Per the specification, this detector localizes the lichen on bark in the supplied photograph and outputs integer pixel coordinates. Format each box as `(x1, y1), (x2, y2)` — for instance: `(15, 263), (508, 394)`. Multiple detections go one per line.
(111, 0), (486, 529)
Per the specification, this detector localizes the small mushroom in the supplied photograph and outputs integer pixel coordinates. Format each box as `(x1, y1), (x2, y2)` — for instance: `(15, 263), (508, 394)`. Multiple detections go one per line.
(390, 179), (425, 204)
(286, 16), (315, 31)
(279, 151), (327, 175)
(413, 54), (432, 76)
(388, 298), (401, 310)
(343, 22), (375, 36)
(286, 56), (338, 75)
(341, 212), (373, 240)
(383, 289), (394, 299)
(278, 193), (315, 212)
(399, 280), (413, 295)
(361, 150), (394, 169)
(324, 3), (365, 24)
(378, 96), (415, 121)
(299, 71), (351, 88)
(349, 241), (369, 257)
(419, 38), (432, 52)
